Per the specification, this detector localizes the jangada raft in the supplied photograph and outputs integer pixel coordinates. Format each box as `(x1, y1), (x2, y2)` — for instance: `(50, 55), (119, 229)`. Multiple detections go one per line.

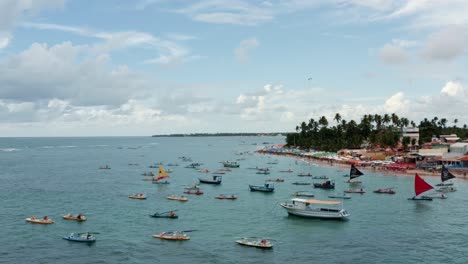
(408, 173), (434, 201)
(236, 238), (273, 249)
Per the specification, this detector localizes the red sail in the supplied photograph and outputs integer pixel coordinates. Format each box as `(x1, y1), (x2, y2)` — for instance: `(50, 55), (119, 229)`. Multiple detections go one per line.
(414, 173), (434, 196)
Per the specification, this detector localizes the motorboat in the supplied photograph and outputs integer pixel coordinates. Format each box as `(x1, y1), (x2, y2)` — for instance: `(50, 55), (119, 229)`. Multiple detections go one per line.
(344, 188), (366, 194)
(63, 232), (97, 243)
(249, 183), (275, 192)
(199, 175), (222, 184)
(328, 193), (351, 199)
(128, 194), (146, 199)
(152, 231), (190, 241)
(297, 173), (312, 177)
(280, 198), (349, 219)
(215, 194), (238, 200)
(313, 180), (335, 189)
(150, 211), (178, 219)
(236, 238), (273, 249)
(183, 189), (204, 195)
(222, 161), (240, 168)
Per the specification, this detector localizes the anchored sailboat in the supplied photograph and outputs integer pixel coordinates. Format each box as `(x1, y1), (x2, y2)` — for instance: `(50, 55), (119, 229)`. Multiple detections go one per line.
(345, 164), (363, 183)
(408, 173), (434, 201)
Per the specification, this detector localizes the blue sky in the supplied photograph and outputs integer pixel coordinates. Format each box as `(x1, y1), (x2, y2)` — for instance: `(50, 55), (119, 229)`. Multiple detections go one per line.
(0, 0), (467, 136)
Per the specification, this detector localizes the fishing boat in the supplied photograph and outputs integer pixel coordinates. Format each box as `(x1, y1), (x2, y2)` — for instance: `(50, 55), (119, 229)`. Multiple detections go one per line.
(280, 198), (350, 219)
(222, 161), (240, 168)
(166, 195), (188, 202)
(199, 175), (222, 184)
(150, 211), (178, 219)
(293, 191), (315, 197)
(344, 164), (363, 183)
(373, 188), (396, 194)
(435, 165), (456, 186)
(256, 171), (270, 175)
(183, 189), (204, 195)
(63, 232), (98, 243)
(152, 231), (191, 241)
(62, 213), (86, 221)
(215, 194), (238, 200)
(344, 188), (366, 194)
(279, 169), (293, 173)
(25, 216), (54, 224)
(408, 173), (434, 201)
(128, 194), (146, 199)
(266, 178), (284, 182)
(311, 175), (328, 179)
(292, 182), (311, 185)
(249, 183), (275, 192)
(236, 238), (273, 249)
(297, 173), (312, 177)
(328, 192), (351, 199)
(313, 180), (335, 189)
(98, 165), (111, 170)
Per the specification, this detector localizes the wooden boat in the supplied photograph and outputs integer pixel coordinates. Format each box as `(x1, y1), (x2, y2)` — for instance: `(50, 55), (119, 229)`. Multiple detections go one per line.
(25, 217), (54, 224)
(408, 173), (434, 201)
(215, 194), (238, 200)
(98, 165), (111, 170)
(222, 161), (240, 168)
(183, 189), (204, 195)
(279, 169), (293, 173)
(313, 180), (335, 189)
(292, 182), (311, 185)
(344, 179), (362, 184)
(266, 178), (284, 182)
(249, 183), (274, 192)
(129, 194), (146, 199)
(63, 232), (97, 243)
(373, 188), (396, 194)
(328, 193), (351, 199)
(62, 214), (86, 221)
(344, 188), (366, 194)
(199, 175), (222, 184)
(280, 198), (350, 219)
(152, 231), (191, 240)
(293, 191), (315, 197)
(256, 171), (270, 175)
(236, 238), (273, 249)
(166, 195), (188, 202)
(150, 211), (178, 219)
(297, 173), (312, 177)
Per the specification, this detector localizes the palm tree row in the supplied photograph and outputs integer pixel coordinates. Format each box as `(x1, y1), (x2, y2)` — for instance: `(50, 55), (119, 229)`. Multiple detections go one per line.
(286, 113), (468, 152)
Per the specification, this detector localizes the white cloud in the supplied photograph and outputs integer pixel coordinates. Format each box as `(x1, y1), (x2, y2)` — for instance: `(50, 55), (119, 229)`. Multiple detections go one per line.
(235, 37), (259, 63)
(378, 43), (408, 64)
(441, 81), (465, 97)
(0, 32), (11, 49)
(421, 26), (468, 61)
(0, 0), (64, 31)
(384, 92), (409, 113)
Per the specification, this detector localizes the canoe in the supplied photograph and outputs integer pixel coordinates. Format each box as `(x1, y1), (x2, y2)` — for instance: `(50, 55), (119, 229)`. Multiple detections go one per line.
(129, 195), (146, 199)
(63, 215), (87, 221)
(63, 235), (96, 243)
(25, 218), (54, 224)
(152, 232), (190, 240)
(236, 238), (273, 249)
(150, 214), (178, 219)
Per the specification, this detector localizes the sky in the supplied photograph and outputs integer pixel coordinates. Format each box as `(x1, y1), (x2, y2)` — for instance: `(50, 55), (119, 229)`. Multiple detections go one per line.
(0, 0), (467, 136)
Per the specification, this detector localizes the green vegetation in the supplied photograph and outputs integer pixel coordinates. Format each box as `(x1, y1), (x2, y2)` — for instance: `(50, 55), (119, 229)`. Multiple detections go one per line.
(286, 113), (468, 152)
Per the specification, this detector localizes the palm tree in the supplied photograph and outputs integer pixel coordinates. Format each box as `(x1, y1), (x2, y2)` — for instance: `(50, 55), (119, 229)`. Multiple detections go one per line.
(453, 119), (458, 128)
(391, 113), (399, 127)
(318, 116), (328, 128)
(334, 113), (342, 124)
(383, 114), (391, 127)
(440, 118), (447, 128)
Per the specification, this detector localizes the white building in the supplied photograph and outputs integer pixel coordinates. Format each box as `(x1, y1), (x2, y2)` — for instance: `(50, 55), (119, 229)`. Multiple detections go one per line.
(450, 142), (468, 156)
(401, 127), (419, 144)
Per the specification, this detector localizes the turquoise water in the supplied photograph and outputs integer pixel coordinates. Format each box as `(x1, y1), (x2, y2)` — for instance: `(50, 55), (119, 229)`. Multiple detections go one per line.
(1, 137), (467, 264)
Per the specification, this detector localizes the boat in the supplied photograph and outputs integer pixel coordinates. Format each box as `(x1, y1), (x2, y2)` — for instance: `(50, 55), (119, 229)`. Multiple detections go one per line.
(344, 188), (366, 194)
(436, 186), (457, 193)
(311, 175), (328, 179)
(292, 182), (311, 185)
(408, 173), (434, 201)
(266, 178), (284, 182)
(62, 214), (86, 221)
(373, 188), (396, 194)
(129, 194), (146, 199)
(236, 238), (273, 249)
(293, 191), (315, 197)
(166, 195), (188, 202)
(167, 163), (179, 166)
(215, 194), (238, 200)
(152, 231), (191, 241)
(183, 189), (204, 195)
(249, 183), (275, 192)
(280, 198), (350, 219)
(222, 161), (240, 168)
(313, 180), (335, 189)
(422, 193), (447, 199)
(279, 169), (293, 173)
(150, 211), (178, 219)
(256, 171), (270, 175)
(154, 165), (170, 184)
(184, 163), (202, 168)
(184, 184), (200, 190)
(328, 192), (351, 199)
(199, 175), (222, 184)
(25, 216), (54, 224)
(267, 161), (278, 164)
(141, 172), (155, 176)
(98, 165), (111, 170)
(345, 164), (363, 183)
(435, 165), (456, 186)
(197, 169), (209, 173)
(297, 173), (312, 177)
(63, 232), (98, 243)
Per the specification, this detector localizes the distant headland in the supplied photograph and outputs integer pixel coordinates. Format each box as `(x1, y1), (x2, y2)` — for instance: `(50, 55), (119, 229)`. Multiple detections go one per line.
(151, 133), (285, 137)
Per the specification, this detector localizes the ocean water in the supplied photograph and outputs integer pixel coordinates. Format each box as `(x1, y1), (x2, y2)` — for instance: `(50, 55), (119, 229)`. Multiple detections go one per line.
(0, 136), (466, 264)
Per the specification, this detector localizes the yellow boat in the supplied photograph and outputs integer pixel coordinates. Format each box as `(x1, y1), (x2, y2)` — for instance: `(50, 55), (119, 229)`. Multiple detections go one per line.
(25, 217), (54, 224)
(166, 195), (188, 202)
(62, 214), (87, 221)
(129, 194), (147, 200)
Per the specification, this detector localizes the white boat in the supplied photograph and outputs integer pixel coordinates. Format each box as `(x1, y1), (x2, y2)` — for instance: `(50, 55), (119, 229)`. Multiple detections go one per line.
(280, 198), (349, 219)
(235, 237), (273, 249)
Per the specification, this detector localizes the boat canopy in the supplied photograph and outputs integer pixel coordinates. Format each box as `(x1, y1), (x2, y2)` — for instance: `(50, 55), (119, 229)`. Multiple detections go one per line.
(292, 198), (341, 205)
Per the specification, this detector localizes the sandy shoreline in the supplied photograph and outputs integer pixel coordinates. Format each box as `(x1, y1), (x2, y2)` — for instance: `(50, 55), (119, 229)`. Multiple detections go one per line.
(257, 151), (468, 180)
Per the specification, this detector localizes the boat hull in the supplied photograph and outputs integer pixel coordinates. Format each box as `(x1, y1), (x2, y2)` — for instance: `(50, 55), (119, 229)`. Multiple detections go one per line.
(198, 179), (221, 184)
(152, 234), (190, 240)
(150, 214), (178, 219)
(249, 185), (274, 192)
(280, 204), (349, 219)
(62, 215), (86, 221)
(63, 236), (96, 243)
(236, 240), (273, 249)
(25, 218), (54, 224)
